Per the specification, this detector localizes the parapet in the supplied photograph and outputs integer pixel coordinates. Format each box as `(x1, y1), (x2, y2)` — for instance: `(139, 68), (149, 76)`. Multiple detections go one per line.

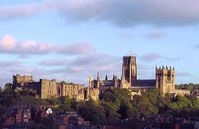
(13, 74), (34, 83)
(156, 66), (175, 71)
(40, 79), (57, 83)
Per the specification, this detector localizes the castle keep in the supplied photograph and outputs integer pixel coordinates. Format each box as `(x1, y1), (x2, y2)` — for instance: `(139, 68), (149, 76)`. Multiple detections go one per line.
(12, 55), (190, 100)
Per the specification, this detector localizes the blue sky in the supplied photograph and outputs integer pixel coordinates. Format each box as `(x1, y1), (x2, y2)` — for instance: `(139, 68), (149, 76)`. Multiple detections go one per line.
(0, 0), (199, 86)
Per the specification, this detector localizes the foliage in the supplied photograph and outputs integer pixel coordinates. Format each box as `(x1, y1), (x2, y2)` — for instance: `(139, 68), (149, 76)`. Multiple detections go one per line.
(58, 96), (71, 110)
(101, 101), (120, 124)
(77, 99), (107, 124)
(100, 88), (132, 120)
(176, 83), (199, 91)
(2, 83), (199, 125)
(60, 81), (67, 85)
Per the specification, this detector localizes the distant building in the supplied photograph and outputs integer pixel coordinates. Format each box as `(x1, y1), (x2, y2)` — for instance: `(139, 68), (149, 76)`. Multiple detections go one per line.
(12, 75), (99, 101)
(12, 75), (59, 99)
(59, 83), (84, 101)
(12, 55), (190, 100)
(13, 74), (34, 88)
(2, 106), (31, 128)
(40, 79), (58, 99)
(54, 111), (90, 129)
(90, 55), (190, 96)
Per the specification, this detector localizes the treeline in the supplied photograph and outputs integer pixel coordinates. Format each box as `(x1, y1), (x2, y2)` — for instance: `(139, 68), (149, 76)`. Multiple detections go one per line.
(1, 84), (199, 126)
(176, 83), (199, 91)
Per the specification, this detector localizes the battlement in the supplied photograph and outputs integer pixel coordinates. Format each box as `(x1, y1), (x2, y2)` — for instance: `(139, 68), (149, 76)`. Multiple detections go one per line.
(156, 66), (175, 75)
(156, 66), (175, 71)
(40, 79), (56, 82)
(155, 66), (175, 94)
(13, 74), (34, 88)
(13, 74), (34, 82)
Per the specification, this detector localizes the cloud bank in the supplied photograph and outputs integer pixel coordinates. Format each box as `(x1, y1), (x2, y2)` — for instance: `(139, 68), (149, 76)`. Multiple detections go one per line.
(0, 35), (95, 55)
(1, 0), (199, 26)
(41, 54), (121, 74)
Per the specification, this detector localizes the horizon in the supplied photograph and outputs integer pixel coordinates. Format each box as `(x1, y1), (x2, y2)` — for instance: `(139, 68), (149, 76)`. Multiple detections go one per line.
(1, 0), (199, 87)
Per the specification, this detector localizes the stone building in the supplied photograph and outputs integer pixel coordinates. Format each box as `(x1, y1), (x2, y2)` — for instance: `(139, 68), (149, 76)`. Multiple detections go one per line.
(89, 73), (119, 93)
(85, 80), (100, 101)
(13, 74), (34, 88)
(12, 55), (190, 100)
(86, 87), (99, 101)
(13, 75), (59, 99)
(90, 55), (190, 96)
(12, 74), (99, 101)
(40, 79), (58, 99)
(155, 66), (175, 94)
(59, 83), (85, 101)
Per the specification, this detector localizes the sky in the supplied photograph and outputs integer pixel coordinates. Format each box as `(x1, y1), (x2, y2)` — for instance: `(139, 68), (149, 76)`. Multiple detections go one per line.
(0, 0), (199, 87)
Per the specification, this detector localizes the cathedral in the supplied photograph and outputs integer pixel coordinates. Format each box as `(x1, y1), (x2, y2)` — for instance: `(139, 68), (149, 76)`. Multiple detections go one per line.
(89, 55), (189, 96)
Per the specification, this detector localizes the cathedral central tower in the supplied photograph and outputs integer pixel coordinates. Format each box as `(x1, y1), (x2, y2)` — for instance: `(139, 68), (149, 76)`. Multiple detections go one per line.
(122, 56), (137, 85)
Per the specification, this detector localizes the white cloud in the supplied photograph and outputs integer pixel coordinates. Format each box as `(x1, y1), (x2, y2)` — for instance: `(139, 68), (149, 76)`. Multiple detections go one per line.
(0, 35), (95, 55)
(0, 35), (16, 50)
(56, 42), (95, 55)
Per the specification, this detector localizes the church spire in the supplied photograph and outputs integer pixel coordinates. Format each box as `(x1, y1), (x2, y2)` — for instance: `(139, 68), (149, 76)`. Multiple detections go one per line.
(97, 72), (100, 80)
(105, 73), (108, 80)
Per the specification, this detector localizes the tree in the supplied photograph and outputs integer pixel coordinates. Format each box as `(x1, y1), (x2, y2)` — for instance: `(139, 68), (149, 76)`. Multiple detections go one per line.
(58, 96), (71, 111)
(102, 102), (120, 124)
(20, 95), (36, 105)
(132, 94), (158, 117)
(70, 98), (78, 111)
(60, 81), (67, 85)
(78, 99), (106, 124)
(1, 83), (16, 106)
(100, 88), (132, 119)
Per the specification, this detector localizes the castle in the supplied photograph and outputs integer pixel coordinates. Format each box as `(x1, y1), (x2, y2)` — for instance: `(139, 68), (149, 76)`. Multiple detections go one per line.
(12, 55), (190, 101)
(12, 74), (99, 101)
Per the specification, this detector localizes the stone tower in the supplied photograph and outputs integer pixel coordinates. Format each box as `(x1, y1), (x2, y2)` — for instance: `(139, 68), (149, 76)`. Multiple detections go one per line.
(96, 72), (100, 88)
(156, 66), (175, 95)
(122, 56), (137, 85)
(113, 75), (118, 87)
(13, 74), (34, 88)
(40, 79), (58, 99)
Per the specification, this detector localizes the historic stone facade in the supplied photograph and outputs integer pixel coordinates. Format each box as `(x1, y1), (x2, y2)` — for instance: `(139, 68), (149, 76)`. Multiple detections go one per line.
(12, 74), (99, 101)
(12, 55), (190, 100)
(155, 66), (175, 94)
(40, 79), (58, 99)
(90, 55), (190, 96)
(59, 83), (84, 101)
(13, 74), (34, 88)
(84, 87), (100, 101)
